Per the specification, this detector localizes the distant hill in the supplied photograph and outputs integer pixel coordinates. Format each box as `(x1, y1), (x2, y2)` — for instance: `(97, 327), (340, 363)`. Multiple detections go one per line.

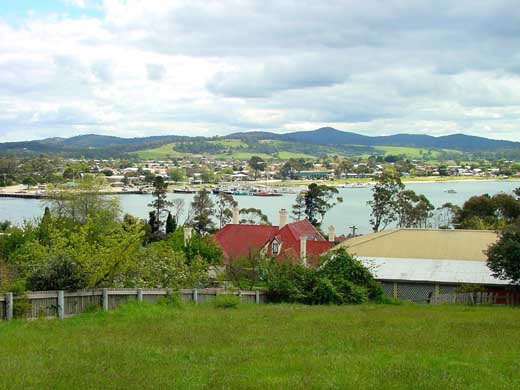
(231, 127), (520, 152)
(0, 127), (518, 159)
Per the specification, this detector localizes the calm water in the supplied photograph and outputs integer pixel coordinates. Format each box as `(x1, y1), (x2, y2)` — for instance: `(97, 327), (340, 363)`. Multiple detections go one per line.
(1, 181), (518, 235)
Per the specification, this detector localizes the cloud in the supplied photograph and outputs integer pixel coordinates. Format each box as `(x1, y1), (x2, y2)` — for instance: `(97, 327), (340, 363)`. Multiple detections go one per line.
(146, 64), (166, 81)
(1, 1), (520, 141)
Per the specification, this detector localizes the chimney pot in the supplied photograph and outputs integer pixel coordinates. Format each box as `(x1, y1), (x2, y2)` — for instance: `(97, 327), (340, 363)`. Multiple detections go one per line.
(328, 225), (336, 242)
(279, 208), (288, 227)
(232, 206), (240, 224)
(300, 235), (307, 266)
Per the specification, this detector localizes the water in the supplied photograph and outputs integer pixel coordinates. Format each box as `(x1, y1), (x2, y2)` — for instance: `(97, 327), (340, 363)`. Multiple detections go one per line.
(1, 180), (518, 235)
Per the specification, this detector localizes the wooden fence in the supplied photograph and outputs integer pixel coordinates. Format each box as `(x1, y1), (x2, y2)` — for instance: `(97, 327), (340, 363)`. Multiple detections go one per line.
(431, 291), (520, 305)
(0, 288), (266, 321)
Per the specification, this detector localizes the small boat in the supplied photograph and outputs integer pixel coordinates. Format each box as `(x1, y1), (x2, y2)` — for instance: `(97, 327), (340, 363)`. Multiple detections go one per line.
(253, 191), (283, 197)
(173, 187), (198, 194)
(445, 189), (457, 194)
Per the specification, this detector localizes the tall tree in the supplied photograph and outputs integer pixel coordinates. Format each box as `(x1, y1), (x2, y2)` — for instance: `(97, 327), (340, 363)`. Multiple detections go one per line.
(395, 190), (434, 228)
(165, 212), (177, 234)
(147, 176), (173, 231)
(248, 156), (266, 179)
(216, 193), (237, 228)
(239, 208), (270, 225)
(189, 188), (215, 234)
(486, 223), (520, 284)
(367, 172), (404, 232)
(292, 192), (306, 220)
(295, 183), (342, 227)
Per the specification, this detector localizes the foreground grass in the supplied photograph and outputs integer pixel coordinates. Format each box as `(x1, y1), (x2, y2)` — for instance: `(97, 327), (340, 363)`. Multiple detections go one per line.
(0, 303), (519, 389)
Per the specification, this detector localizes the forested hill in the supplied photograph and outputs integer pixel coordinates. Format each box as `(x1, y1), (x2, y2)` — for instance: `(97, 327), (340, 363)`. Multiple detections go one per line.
(0, 128), (518, 159)
(228, 127), (520, 151)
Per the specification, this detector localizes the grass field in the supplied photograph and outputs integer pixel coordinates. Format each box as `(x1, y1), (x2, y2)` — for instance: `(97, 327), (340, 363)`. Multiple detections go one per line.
(1, 302), (519, 389)
(131, 143), (184, 159)
(374, 146), (442, 159)
(215, 151), (273, 159)
(209, 139), (247, 148)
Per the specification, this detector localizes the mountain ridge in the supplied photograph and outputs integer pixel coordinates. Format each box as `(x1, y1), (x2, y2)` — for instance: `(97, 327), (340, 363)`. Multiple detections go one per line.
(0, 127), (518, 158)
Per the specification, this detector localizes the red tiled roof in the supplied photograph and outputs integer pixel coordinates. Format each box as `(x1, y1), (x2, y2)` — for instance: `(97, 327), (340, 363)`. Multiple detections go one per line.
(214, 224), (279, 261)
(214, 219), (333, 266)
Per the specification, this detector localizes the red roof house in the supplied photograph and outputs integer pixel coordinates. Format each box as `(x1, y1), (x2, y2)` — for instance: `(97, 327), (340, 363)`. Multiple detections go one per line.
(213, 208), (335, 266)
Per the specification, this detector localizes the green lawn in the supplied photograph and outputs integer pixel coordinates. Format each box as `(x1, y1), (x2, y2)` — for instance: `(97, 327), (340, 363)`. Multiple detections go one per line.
(215, 151), (274, 160)
(1, 302), (519, 389)
(131, 143), (184, 159)
(209, 139), (247, 148)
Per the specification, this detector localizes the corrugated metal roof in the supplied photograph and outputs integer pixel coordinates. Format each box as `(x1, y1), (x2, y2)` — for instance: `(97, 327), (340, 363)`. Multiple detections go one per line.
(337, 229), (498, 261)
(358, 256), (509, 285)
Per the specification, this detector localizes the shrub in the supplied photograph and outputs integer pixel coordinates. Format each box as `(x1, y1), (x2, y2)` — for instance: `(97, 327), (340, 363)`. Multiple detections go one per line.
(263, 248), (382, 305)
(159, 292), (184, 308)
(13, 295), (31, 319)
(213, 294), (240, 309)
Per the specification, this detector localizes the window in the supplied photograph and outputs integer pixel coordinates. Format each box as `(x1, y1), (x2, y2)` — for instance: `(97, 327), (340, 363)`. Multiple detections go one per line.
(272, 241), (280, 255)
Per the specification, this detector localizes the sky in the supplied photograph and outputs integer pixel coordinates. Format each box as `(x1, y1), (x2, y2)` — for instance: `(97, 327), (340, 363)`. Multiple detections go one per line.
(1, 0), (520, 142)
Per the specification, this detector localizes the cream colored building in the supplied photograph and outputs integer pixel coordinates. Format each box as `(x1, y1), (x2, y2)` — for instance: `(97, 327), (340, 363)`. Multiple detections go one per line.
(334, 229), (509, 302)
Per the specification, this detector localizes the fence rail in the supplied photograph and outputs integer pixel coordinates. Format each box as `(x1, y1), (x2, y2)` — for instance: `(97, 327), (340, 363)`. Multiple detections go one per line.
(0, 288), (266, 321)
(431, 291), (520, 305)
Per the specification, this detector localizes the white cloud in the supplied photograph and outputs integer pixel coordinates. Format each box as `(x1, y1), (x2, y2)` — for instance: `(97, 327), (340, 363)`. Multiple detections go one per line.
(1, 1), (520, 142)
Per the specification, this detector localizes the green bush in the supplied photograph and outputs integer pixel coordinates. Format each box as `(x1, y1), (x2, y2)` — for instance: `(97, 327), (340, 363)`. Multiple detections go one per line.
(263, 248), (383, 305)
(159, 292), (184, 308)
(13, 295), (31, 319)
(213, 294), (240, 309)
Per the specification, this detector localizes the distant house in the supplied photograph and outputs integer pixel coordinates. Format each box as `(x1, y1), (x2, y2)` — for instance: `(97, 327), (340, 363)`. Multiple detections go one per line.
(334, 229), (508, 302)
(214, 209), (335, 266)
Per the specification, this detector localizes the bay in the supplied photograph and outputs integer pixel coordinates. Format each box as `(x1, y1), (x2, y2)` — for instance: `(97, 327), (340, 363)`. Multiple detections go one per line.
(1, 180), (518, 235)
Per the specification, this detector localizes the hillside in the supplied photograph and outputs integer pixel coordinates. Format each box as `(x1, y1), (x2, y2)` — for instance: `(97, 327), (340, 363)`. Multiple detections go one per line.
(0, 128), (518, 159)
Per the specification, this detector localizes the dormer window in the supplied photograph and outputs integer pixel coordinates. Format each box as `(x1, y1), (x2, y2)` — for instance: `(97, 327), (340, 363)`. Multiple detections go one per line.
(272, 240), (280, 255)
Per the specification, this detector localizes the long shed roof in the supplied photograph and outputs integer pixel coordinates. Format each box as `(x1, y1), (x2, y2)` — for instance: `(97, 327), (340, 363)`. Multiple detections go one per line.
(337, 229), (498, 261)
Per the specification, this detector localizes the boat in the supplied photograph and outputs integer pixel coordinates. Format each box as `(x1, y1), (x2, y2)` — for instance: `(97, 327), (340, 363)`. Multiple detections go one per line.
(173, 187), (198, 194)
(253, 191), (283, 197)
(445, 189), (457, 194)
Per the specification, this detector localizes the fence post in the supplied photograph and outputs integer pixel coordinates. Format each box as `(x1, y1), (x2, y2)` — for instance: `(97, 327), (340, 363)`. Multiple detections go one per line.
(137, 288), (143, 302)
(393, 282), (398, 299)
(255, 290), (260, 304)
(193, 288), (198, 304)
(57, 290), (65, 320)
(103, 288), (109, 311)
(5, 293), (13, 321)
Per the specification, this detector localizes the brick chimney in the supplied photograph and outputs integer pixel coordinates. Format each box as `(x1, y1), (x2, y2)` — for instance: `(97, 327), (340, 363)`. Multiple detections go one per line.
(300, 235), (307, 266)
(183, 227), (193, 246)
(279, 208), (288, 227)
(232, 206), (240, 224)
(328, 225), (336, 242)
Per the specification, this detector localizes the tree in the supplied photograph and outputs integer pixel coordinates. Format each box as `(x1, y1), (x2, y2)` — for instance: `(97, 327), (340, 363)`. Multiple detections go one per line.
(168, 168), (186, 182)
(486, 223), (520, 284)
(22, 177), (37, 189)
(395, 190), (434, 228)
(453, 193), (520, 230)
(297, 183), (342, 227)
(239, 208), (270, 225)
(515, 187), (520, 200)
(216, 193), (237, 228)
(189, 188), (215, 234)
(45, 175), (120, 226)
(435, 202), (459, 229)
(292, 192), (306, 220)
(367, 172), (404, 232)
(248, 156), (266, 179)
(165, 212), (177, 234)
(147, 176), (173, 232)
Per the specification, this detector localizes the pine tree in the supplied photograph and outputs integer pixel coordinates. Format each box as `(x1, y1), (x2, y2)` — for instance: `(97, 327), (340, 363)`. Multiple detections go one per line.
(165, 212), (177, 234)
(189, 188), (215, 234)
(147, 176), (173, 231)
